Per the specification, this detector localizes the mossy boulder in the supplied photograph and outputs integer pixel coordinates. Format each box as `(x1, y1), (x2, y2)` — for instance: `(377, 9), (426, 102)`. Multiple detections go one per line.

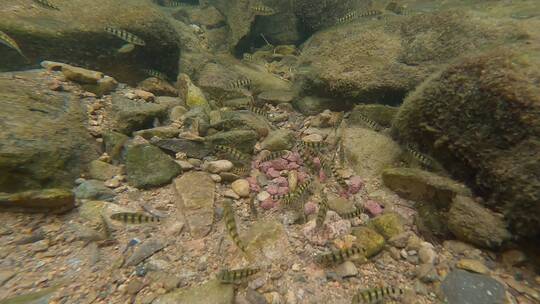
(369, 212), (404, 239)
(153, 279), (234, 304)
(392, 46), (540, 238)
(382, 168), (472, 209)
(297, 9), (527, 105)
(352, 227), (385, 257)
(0, 189), (75, 213)
(0, 70), (98, 192)
(125, 144), (182, 188)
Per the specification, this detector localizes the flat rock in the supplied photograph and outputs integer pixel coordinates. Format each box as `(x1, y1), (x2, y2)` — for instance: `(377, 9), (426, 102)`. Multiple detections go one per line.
(0, 270), (16, 286)
(0, 188), (75, 213)
(174, 172), (215, 238)
(74, 180), (115, 201)
(456, 259), (490, 274)
(137, 77), (177, 97)
(110, 95), (169, 135)
(259, 129), (295, 151)
(62, 65), (103, 84)
(153, 279), (234, 304)
(125, 239), (165, 266)
(382, 167), (472, 209)
(258, 90), (296, 105)
(150, 138), (212, 159)
(88, 160), (121, 181)
(441, 269), (506, 304)
(133, 127), (180, 140)
(335, 261), (358, 278)
(448, 195), (511, 249)
(126, 144), (182, 189)
(245, 220), (290, 261)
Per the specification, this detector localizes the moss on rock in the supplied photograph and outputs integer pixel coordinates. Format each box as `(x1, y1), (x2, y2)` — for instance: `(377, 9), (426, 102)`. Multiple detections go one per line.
(369, 212), (404, 240)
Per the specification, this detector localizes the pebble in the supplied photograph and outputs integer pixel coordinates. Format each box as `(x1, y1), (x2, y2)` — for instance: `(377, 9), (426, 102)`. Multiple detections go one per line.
(176, 160), (194, 170)
(231, 179), (250, 197)
(388, 232), (411, 249)
(205, 160), (233, 173)
(288, 170), (298, 191)
(126, 279), (145, 295)
(125, 239), (165, 266)
(210, 174), (222, 183)
(187, 158), (202, 167)
(223, 189), (240, 199)
(257, 191), (271, 202)
(335, 261), (358, 278)
(133, 89), (155, 102)
(416, 263), (439, 283)
(501, 249), (527, 267)
(456, 259), (490, 274)
(418, 246), (436, 265)
(247, 289), (268, 304)
(165, 221), (185, 236)
(31, 240), (50, 252)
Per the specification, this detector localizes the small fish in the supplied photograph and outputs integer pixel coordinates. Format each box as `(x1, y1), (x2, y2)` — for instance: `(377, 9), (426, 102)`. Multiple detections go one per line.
(228, 77), (251, 89)
(297, 145), (318, 172)
(251, 3), (277, 16)
(243, 53), (254, 61)
(339, 207), (363, 219)
(316, 191), (329, 228)
(336, 9), (382, 24)
(259, 150), (288, 163)
(223, 200), (247, 252)
(299, 140), (326, 151)
(214, 144), (251, 162)
(105, 26), (146, 46)
(217, 267), (260, 283)
(110, 212), (161, 224)
(100, 214), (113, 239)
(274, 177), (312, 206)
(316, 245), (365, 265)
(328, 162), (348, 189)
(0, 30), (28, 61)
(231, 166), (250, 177)
(33, 0), (59, 10)
(356, 113), (384, 131)
(142, 69), (168, 81)
(154, 0), (190, 7)
(117, 43), (135, 54)
(246, 105), (269, 119)
(352, 286), (405, 304)
(404, 143), (439, 170)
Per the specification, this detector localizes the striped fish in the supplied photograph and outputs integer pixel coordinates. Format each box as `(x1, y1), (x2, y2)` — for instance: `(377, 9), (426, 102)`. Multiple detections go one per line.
(231, 166), (250, 177)
(336, 9), (382, 24)
(352, 286), (405, 304)
(110, 212), (161, 224)
(299, 140), (326, 151)
(404, 143), (442, 171)
(339, 208), (363, 219)
(33, 0), (59, 10)
(316, 191), (329, 228)
(273, 177), (312, 206)
(297, 145), (318, 172)
(223, 200), (246, 252)
(356, 113), (384, 131)
(259, 150), (288, 163)
(247, 104), (270, 119)
(143, 69), (168, 81)
(316, 245), (365, 265)
(228, 78), (251, 90)
(105, 27), (146, 46)
(100, 214), (112, 239)
(217, 267), (260, 283)
(328, 162), (349, 189)
(0, 30), (27, 61)
(214, 144), (251, 162)
(251, 3), (277, 16)
(154, 0), (191, 7)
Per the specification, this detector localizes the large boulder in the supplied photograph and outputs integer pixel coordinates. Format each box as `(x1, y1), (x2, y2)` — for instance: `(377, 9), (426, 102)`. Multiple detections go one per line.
(296, 8), (527, 105)
(0, 70), (98, 192)
(392, 46), (540, 238)
(0, 0), (181, 83)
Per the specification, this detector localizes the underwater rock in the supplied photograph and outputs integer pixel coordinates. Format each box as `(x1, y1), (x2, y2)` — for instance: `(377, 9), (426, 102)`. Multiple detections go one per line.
(231, 179), (250, 197)
(132, 126), (180, 140)
(245, 220), (290, 261)
(258, 90), (296, 105)
(352, 227), (385, 257)
(297, 9), (527, 104)
(88, 160), (121, 181)
(0, 189), (75, 213)
(173, 172), (215, 239)
(219, 110), (273, 138)
(441, 269), (506, 304)
(102, 131), (129, 163)
(125, 144), (182, 189)
(382, 167), (472, 208)
(153, 279), (234, 304)
(392, 46), (540, 238)
(348, 104), (399, 130)
(293, 96), (346, 116)
(177, 73), (210, 110)
(150, 138), (212, 159)
(109, 95), (169, 135)
(137, 77), (178, 97)
(125, 239), (165, 266)
(205, 130), (258, 154)
(343, 127), (401, 178)
(369, 212), (404, 240)
(74, 180), (115, 202)
(259, 129), (295, 151)
(62, 65), (103, 84)
(0, 70), (98, 192)
(448, 195), (511, 249)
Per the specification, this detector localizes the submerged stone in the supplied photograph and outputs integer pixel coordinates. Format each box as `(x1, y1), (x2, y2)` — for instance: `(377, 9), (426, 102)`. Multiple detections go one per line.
(125, 144), (182, 188)
(153, 279), (234, 304)
(0, 189), (75, 213)
(441, 269), (506, 304)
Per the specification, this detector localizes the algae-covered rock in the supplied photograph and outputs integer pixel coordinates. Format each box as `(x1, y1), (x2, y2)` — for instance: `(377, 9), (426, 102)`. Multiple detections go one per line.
(73, 180), (115, 201)
(102, 131), (129, 163)
(219, 110), (273, 138)
(352, 227), (385, 257)
(392, 46), (540, 238)
(125, 144), (182, 188)
(348, 104), (399, 129)
(88, 160), (121, 181)
(297, 9), (527, 104)
(0, 70), (98, 192)
(109, 95), (169, 135)
(448, 195), (511, 249)
(258, 90), (296, 105)
(153, 279), (234, 304)
(137, 78), (178, 97)
(0, 189), (75, 213)
(132, 126), (180, 140)
(382, 168), (472, 209)
(150, 138), (212, 159)
(259, 129), (295, 151)
(177, 73), (210, 110)
(343, 127), (402, 178)
(205, 130), (258, 154)
(369, 212), (404, 239)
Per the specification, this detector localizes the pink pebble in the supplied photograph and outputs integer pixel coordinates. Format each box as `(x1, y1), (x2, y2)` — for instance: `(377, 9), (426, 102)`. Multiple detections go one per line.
(304, 201), (317, 215)
(266, 185), (279, 195)
(271, 158), (288, 170)
(364, 200), (384, 216)
(348, 176), (364, 194)
(313, 157), (321, 168)
(297, 171), (309, 183)
(277, 186), (289, 195)
(272, 177), (288, 187)
(287, 162), (300, 170)
(266, 167), (281, 178)
(319, 169), (327, 182)
(246, 176), (260, 192)
(258, 161), (272, 172)
(260, 198), (277, 210)
(286, 152), (301, 163)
